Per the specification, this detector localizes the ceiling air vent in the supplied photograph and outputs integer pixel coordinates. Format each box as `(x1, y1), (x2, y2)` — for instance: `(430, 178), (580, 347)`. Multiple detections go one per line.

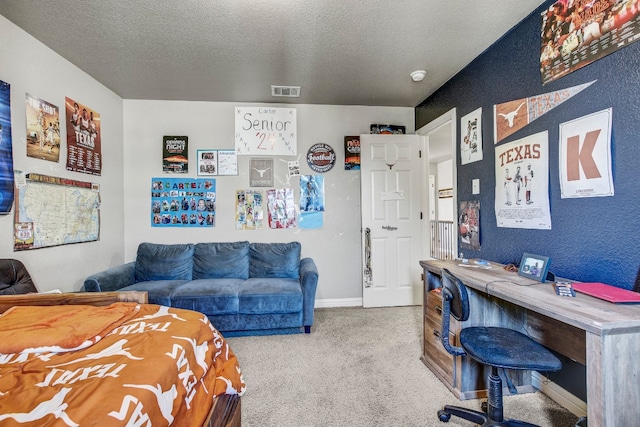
(271, 85), (300, 97)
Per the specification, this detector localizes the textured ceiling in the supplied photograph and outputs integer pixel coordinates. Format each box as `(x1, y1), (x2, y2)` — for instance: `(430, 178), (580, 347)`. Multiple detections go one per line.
(0, 0), (545, 107)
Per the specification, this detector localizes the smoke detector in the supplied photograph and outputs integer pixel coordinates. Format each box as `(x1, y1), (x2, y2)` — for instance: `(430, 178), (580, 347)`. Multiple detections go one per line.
(271, 85), (301, 97)
(410, 70), (426, 82)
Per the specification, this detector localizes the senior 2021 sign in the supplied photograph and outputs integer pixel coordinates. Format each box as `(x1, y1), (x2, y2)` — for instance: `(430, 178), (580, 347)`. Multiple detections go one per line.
(235, 107), (296, 155)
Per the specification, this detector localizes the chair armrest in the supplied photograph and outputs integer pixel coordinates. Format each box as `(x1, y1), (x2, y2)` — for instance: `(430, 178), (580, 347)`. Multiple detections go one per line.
(300, 257), (318, 327)
(83, 262), (136, 292)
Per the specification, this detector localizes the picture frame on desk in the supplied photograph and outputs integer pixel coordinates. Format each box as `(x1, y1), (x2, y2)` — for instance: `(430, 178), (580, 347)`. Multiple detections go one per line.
(518, 253), (551, 282)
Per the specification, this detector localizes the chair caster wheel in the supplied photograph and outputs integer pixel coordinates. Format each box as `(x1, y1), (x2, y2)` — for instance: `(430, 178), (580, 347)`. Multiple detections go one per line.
(437, 410), (451, 422)
(481, 401), (488, 413)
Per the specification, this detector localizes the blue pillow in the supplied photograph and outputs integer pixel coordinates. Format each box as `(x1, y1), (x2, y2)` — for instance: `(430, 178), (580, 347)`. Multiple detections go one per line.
(134, 243), (194, 282)
(193, 242), (250, 280)
(250, 242), (301, 279)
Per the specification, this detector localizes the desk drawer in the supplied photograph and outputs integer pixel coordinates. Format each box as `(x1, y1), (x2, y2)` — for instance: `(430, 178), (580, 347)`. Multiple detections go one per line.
(423, 291), (457, 384)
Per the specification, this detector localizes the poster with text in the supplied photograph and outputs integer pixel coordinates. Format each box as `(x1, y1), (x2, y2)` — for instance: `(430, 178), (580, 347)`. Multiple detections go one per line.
(495, 131), (551, 230)
(25, 94), (60, 162)
(541, 0), (640, 84)
(217, 149), (238, 175)
(344, 136), (361, 170)
(151, 178), (215, 227)
(559, 108), (614, 198)
(65, 97), (101, 175)
(461, 108), (482, 164)
(235, 107), (297, 155)
(236, 190), (263, 230)
(267, 188), (296, 229)
(163, 136), (188, 173)
(0, 80), (13, 214)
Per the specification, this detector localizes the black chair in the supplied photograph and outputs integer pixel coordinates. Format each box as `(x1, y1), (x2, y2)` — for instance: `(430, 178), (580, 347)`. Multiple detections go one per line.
(437, 268), (562, 426)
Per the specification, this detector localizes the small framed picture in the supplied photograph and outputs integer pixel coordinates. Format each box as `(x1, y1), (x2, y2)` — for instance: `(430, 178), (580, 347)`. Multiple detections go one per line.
(250, 158), (273, 187)
(518, 253), (551, 282)
(197, 149), (218, 176)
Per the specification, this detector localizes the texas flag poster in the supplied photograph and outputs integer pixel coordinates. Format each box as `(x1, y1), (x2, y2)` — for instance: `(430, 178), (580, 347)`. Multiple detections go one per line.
(559, 108), (614, 198)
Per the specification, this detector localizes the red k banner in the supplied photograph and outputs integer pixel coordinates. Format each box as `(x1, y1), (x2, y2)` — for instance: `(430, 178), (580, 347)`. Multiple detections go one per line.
(559, 109), (614, 198)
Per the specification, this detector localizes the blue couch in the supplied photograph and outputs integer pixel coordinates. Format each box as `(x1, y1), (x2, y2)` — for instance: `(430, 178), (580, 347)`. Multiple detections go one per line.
(83, 241), (318, 336)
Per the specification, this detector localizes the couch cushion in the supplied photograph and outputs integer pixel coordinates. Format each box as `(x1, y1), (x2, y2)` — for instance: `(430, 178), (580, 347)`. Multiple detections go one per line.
(134, 243), (194, 282)
(120, 280), (188, 306)
(193, 242), (249, 280)
(239, 278), (302, 314)
(170, 279), (243, 315)
(249, 242), (301, 279)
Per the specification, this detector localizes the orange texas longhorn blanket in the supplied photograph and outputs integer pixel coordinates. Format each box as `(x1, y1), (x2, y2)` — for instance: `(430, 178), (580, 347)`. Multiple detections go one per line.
(0, 303), (245, 427)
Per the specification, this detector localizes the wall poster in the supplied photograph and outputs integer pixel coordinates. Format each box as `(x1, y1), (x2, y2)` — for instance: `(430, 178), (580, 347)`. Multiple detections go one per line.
(267, 188), (296, 229)
(235, 107), (296, 155)
(299, 175), (324, 229)
(495, 131), (551, 230)
(559, 108), (614, 198)
(0, 80), (13, 214)
(65, 97), (101, 175)
(458, 200), (480, 250)
(250, 158), (274, 187)
(344, 136), (360, 170)
(461, 108), (483, 165)
(14, 171), (100, 250)
(151, 178), (215, 227)
(25, 94), (60, 162)
(541, 1), (640, 84)
(162, 136), (188, 173)
(236, 190), (263, 230)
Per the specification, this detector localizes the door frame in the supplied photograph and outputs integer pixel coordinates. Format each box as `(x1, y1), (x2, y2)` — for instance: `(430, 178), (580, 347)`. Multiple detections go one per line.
(416, 108), (457, 260)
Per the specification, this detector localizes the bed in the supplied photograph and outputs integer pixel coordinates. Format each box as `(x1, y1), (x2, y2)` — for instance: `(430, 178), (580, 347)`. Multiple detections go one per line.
(0, 291), (244, 427)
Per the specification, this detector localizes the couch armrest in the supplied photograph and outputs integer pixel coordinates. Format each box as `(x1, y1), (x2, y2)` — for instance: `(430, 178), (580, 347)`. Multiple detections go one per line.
(83, 262), (136, 292)
(299, 257), (318, 329)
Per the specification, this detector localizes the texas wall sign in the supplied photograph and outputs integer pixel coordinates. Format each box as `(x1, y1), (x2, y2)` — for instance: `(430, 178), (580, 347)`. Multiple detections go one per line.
(306, 143), (336, 173)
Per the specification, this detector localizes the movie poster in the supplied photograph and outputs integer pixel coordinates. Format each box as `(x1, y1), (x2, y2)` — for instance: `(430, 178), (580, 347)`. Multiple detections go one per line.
(344, 136), (360, 170)
(495, 131), (551, 230)
(25, 94), (60, 162)
(151, 178), (215, 227)
(163, 136), (188, 173)
(267, 188), (296, 229)
(65, 97), (102, 175)
(541, 0), (640, 84)
(236, 190), (263, 230)
(0, 80), (13, 214)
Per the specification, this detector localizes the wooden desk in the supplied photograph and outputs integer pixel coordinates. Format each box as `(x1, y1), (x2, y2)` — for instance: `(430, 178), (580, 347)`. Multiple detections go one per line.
(420, 259), (640, 427)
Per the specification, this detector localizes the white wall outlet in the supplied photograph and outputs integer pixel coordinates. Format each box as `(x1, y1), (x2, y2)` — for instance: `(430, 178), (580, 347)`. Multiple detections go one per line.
(472, 179), (480, 194)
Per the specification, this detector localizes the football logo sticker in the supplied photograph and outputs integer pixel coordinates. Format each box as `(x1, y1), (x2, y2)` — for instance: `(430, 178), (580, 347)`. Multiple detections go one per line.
(306, 143), (336, 173)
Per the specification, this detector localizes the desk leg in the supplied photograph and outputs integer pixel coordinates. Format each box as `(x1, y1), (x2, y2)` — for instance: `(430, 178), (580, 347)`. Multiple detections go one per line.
(587, 329), (640, 427)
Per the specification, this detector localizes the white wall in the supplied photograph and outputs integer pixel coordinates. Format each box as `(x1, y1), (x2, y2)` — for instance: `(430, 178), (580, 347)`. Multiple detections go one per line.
(123, 101), (414, 304)
(0, 16), (125, 292)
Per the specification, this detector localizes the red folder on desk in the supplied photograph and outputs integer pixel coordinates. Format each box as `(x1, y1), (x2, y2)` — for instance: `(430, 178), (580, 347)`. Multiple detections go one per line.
(572, 282), (640, 304)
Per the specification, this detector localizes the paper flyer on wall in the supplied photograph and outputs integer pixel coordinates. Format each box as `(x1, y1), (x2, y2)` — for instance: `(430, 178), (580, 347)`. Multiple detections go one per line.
(151, 178), (215, 227)
(162, 136), (188, 173)
(25, 94), (61, 163)
(65, 97), (102, 175)
(458, 200), (480, 250)
(0, 80), (13, 214)
(559, 108), (614, 198)
(495, 131), (551, 230)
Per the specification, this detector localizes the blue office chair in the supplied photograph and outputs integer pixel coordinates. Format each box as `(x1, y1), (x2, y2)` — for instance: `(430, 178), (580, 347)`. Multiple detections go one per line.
(437, 268), (562, 426)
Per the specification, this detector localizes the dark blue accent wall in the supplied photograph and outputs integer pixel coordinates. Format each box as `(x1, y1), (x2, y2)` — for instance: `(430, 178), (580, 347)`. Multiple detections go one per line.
(416, 0), (640, 290)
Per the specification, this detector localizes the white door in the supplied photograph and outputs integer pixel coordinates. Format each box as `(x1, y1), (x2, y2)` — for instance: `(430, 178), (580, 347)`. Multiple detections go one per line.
(361, 134), (422, 308)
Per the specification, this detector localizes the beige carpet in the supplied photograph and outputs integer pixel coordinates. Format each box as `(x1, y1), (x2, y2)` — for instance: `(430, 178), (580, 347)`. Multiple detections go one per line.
(227, 306), (579, 427)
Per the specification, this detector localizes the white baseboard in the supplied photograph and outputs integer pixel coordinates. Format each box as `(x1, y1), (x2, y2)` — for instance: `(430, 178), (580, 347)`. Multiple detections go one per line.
(532, 371), (587, 418)
(315, 297), (362, 308)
